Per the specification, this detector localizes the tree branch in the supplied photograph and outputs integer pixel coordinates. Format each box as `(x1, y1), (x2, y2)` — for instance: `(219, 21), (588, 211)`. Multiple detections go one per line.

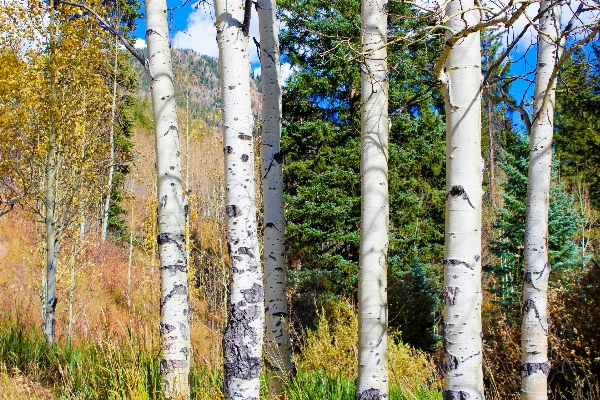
(242, 0), (252, 37)
(55, 0), (152, 79)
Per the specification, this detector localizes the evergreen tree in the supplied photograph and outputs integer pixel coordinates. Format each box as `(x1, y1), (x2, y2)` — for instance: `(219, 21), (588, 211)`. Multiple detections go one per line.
(279, 0), (446, 351)
(488, 134), (587, 311)
(555, 48), (600, 209)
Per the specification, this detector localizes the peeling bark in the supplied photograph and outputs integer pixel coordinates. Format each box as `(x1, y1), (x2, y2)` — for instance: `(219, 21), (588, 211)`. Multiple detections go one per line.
(356, 0), (389, 398)
(521, 3), (561, 399)
(440, 0), (484, 398)
(214, 0), (264, 398)
(146, 0), (190, 395)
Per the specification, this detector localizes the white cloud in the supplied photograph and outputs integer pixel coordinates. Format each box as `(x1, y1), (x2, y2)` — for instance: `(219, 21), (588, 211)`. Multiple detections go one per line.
(134, 38), (147, 49)
(281, 63), (295, 82)
(172, 1), (261, 64)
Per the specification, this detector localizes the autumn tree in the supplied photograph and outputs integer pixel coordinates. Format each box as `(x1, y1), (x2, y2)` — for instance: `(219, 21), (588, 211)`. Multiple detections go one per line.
(0, 0), (117, 343)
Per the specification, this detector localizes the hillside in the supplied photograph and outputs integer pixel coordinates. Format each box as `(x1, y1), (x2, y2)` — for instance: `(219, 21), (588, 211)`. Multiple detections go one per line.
(133, 48), (262, 128)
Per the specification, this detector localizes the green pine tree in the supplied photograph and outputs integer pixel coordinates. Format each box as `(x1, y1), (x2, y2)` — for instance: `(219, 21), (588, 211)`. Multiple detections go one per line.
(279, 0), (446, 351)
(488, 134), (588, 311)
(555, 48), (600, 209)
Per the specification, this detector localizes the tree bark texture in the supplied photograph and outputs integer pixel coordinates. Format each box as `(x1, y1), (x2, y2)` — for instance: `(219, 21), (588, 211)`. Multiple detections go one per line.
(214, 1), (264, 398)
(145, 0), (191, 396)
(356, 0), (389, 398)
(521, 2), (561, 399)
(256, 0), (294, 397)
(43, 0), (58, 345)
(441, 0), (485, 398)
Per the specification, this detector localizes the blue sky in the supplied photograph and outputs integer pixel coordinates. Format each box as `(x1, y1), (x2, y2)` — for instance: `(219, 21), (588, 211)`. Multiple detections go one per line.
(132, 0), (264, 75)
(130, 0), (597, 123)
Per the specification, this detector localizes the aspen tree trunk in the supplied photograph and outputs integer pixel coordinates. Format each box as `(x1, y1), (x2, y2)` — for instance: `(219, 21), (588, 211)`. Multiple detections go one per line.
(101, 38), (118, 242)
(440, 0), (485, 398)
(43, 0), (59, 345)
(521, 3), (561, 398)
(256, 0), (294, 397)
(356, 0), (389, 398)
(145, 0), (190, 396)
(214, 1), (264, 398)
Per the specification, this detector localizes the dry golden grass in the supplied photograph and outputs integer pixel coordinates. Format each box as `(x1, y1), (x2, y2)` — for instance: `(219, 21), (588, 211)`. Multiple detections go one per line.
(0, 366), (53, 400)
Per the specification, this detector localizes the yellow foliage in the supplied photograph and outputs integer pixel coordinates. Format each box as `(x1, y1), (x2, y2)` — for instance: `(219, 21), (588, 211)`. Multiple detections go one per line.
(296, 301), (438, 391)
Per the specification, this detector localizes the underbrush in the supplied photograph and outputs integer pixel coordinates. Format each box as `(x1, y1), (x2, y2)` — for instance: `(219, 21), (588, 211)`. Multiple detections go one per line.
(0, 320), (222, 399)
(0, 303), (441, 399)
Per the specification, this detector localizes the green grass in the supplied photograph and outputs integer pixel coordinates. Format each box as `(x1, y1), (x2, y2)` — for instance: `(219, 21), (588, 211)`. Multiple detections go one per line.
(0, 320), (441, 399)
(284, 369), (441, 400)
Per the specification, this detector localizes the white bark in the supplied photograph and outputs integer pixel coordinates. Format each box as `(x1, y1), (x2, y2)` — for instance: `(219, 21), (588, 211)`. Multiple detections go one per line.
(521, 3), (561, 399)
(356, 0), (389, 398)
(441, 0), (485, 398)
(43, 1), (58, 345)
(43, 125), (58, 345)
(257, 0), (293, 397)
(101, 39), (118, 242)
(214, 1), (264, 398)
(145, 0), (190, 396)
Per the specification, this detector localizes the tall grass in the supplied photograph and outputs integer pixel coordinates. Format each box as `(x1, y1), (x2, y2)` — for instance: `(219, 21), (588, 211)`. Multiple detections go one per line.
(0, 304), (442, 399)
(0, 320), (222, 399)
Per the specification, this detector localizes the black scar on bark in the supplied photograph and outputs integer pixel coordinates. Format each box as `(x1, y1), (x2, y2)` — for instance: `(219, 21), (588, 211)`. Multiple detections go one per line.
(444, 286), (460, 305)
(223, 302), (262, 396)
(443, 352), (460, 371)
(160, 359), (189, 376)
(241, 283), (264, 304)
(238, 246), (255, 258)
(157, 233), (185, 255)
(522, 361), (551, 376)
(272, 311), (288, 317)
(238, 133), (252, 140)
(241, 154), (249, 162)
(446, 185), (475, 209)
(226, 204), (241, 217)
(356, 388), (383, 400)
(273, 152), (284, 164)
(524, 262), (551, 291)
(161, 284), (188, 309)
(47, 297), (57, 313)
(264, 222), (280, 231)
(443, 350), (480, 372)
(522, 299), (547, 332)
(443, 390), (471, 400)
(444, 259), (473, 270)
(164, 124), (177, 136)
(160, 195), (168, 209)
(223, 146), (233, 154)
(160, 322), (176, 334)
